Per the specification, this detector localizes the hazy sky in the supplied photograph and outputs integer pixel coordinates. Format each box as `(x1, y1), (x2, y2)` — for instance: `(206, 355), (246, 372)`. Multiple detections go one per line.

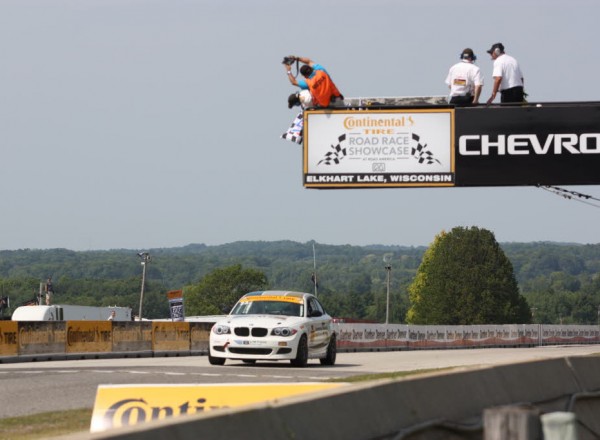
(1, 0), (599, 251)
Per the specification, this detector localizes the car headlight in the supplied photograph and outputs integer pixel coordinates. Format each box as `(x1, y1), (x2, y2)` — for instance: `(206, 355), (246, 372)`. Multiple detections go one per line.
(212, 325), (231, 335)
(271, 327), (297, 337)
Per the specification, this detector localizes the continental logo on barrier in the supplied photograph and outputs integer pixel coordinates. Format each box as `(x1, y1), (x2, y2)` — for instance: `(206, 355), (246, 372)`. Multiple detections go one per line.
(0, 321), (18, 356)
(18, 324), (66, 347)
(90, 383), (347, 433)
(66, 321), (112, 353)
(112, 326), (152, 343)
(152, 322), (190, 350)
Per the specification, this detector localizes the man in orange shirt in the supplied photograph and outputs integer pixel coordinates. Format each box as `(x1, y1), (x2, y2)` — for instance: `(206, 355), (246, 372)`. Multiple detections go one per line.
(284, 56), (343, 107)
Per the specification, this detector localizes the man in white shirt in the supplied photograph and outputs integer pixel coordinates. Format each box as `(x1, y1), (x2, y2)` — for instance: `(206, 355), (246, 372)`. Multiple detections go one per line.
(485, 42), (525, 104)
(445, 48), (484, 107)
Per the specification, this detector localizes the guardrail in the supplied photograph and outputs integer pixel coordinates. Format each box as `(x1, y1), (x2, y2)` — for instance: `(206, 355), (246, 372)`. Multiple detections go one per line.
(1, 321), (599, 363)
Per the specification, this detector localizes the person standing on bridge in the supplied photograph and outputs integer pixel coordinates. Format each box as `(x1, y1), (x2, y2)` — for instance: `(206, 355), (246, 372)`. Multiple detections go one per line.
(45, 277), (54, 305)
(485, 43), (525, 105)
(445, 48), (484, 106)
(283, 56), (344, 108)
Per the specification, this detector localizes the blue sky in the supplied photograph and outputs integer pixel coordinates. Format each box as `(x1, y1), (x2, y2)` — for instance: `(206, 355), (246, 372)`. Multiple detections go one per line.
(1, 0), (599, 251)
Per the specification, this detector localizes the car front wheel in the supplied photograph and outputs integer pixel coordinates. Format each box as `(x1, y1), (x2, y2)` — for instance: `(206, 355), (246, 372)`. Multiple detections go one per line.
(290, 335), (308, 367)
(208, 354), (226, 365)
(320, 334), (336, 366)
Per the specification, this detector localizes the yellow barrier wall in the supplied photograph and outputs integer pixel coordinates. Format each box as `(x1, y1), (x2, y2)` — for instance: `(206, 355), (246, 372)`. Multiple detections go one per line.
(190, 322), (211, 352)
(18, 322), (66, 355)
(66, 321), (112, 353)
(0, 321), (18, 356)
(152, 321), (190, 351)
(112, 322), (153, 352)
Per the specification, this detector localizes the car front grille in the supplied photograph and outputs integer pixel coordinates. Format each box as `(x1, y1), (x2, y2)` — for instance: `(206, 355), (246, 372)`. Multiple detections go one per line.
(234, 327), (268, 337)
(228, 347), (272, 355)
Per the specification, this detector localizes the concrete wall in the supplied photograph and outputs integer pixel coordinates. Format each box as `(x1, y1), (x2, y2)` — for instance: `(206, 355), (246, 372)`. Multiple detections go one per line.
(70, 355), (600, 440)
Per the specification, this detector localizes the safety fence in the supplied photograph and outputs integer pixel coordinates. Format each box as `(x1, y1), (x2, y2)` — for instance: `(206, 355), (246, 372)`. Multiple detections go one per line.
(0, 321), (599, 362)
(334, 323), (600, 350)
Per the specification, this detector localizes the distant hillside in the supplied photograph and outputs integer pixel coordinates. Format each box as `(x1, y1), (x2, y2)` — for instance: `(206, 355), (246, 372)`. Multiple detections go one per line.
(1, 240), (599, 324)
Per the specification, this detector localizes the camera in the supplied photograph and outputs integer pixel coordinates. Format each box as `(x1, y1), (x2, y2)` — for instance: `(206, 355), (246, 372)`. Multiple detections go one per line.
(282, 56), (296, 66)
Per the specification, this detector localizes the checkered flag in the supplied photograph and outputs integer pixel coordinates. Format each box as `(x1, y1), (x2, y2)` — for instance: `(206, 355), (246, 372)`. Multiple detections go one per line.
(411, 133), (441, 164)
(317, 134), (347, 165)
(281, 112), (304, 145)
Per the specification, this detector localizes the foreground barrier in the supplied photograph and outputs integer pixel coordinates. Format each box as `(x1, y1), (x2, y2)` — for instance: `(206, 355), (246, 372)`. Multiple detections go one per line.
(0, 321), (599, 363)
(69, 355), (600, 440)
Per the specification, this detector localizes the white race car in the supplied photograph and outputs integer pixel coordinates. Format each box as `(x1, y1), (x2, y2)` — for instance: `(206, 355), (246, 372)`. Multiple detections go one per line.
(209, 290), (336, 367)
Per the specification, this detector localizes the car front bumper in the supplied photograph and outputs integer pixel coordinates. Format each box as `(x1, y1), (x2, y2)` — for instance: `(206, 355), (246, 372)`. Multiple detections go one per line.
(209, 334), (300, 360)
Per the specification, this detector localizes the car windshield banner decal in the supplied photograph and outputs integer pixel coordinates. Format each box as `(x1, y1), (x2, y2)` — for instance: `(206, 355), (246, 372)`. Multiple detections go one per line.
(239, 295), (303, 304)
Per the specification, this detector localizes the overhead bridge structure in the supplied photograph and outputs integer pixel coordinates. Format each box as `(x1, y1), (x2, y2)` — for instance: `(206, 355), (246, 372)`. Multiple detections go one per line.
(303, 99), (600, 189)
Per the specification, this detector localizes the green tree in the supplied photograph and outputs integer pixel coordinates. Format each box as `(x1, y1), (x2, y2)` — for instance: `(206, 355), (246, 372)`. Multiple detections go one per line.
(406, 227), (530, 325)
(184, 265), (268, 315)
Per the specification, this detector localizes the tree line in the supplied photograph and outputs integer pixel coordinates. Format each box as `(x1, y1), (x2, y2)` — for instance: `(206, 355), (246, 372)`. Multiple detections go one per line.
(1, 233), (599, 324)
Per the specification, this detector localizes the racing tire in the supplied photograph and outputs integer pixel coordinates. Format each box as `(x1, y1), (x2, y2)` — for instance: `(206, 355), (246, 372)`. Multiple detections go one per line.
(290, 335), (308, 367)
(320, 334), (337, 366)
(208, 354), (226, 366)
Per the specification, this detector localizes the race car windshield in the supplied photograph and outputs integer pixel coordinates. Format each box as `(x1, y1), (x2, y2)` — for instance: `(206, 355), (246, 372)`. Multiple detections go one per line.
(231, 300), (303, 317)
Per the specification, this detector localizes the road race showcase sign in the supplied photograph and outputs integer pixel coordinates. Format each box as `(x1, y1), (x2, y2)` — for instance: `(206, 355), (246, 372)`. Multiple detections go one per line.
(303, 109), (455, 188)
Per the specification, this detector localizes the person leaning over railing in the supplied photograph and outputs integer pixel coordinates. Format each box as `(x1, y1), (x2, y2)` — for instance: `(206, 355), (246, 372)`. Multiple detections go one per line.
(283, 55), (343, 107)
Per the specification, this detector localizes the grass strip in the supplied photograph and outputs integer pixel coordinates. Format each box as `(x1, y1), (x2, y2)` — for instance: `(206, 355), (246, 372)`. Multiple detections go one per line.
(0, 408), (92, 440)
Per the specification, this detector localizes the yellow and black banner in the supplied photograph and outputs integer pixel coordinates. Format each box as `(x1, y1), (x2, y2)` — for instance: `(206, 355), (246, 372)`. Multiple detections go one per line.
(90, 383), (347, 433)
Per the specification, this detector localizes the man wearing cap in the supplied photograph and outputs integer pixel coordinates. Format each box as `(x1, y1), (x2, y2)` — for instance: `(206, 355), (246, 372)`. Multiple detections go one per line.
(445, 48), (484, 107)
(485, 43), (525, 104)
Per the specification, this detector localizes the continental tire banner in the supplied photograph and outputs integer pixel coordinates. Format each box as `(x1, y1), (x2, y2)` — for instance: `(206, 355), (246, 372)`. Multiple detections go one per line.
(455, 103), (600, 186)
(304, 109), (455, 188)
(90, 383), (347, 433)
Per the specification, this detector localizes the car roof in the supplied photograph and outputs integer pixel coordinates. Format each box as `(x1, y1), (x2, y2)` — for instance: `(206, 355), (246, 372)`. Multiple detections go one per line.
(242, 290), (313, 300)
